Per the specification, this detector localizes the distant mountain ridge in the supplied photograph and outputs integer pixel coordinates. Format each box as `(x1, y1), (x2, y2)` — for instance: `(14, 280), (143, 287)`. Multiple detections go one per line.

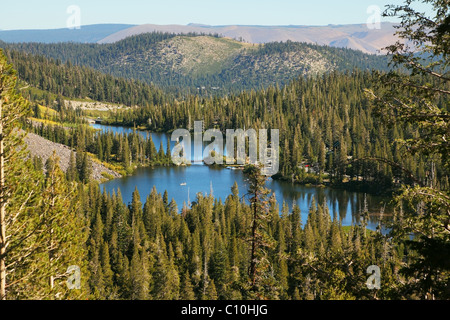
(1, 33), (390, 93)
(0, 24), (135, 43)
(0, 22), (400, 54)
(98, 22), (400, 54)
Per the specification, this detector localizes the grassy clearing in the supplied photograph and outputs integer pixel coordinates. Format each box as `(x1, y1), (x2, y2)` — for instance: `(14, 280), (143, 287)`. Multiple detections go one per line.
(37, 104), (58, 116)
(87, 152), (123, 172)
(29, 117), (60, 126)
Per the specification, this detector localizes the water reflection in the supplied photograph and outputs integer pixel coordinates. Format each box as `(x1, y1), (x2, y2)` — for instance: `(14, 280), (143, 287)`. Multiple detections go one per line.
(94, 124), (392, 230)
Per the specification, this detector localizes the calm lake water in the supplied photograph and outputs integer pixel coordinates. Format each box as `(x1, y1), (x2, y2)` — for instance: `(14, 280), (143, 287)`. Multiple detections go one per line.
(93, 124), (392, 229)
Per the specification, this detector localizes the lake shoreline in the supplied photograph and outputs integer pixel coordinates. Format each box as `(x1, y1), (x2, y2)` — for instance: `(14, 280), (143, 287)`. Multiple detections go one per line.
(92, 123), (393, 230)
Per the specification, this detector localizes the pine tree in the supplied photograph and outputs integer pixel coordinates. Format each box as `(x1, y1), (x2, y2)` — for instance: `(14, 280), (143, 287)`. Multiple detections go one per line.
(209, 237), (230, 298)
(32, 155), (44, 172)
(290, 204), (302, 253)
(146, 134), (157, 162)
(274, 218), (289, 298)
(100, 240), (115, 298)
(122, 137), (131, 170)
(163, 190), (169, 208)
(129, 243), (150, 300)
(180, 270), (196, 300)
(243, 165), (278, 299)
(203, 278), (218, 300)
(39, 152), (88, 299)
(105, 133), (112, 162)
(66, 150), (78, 182)
(367, 0), (450, 299)
(97, 137), (104, 161)
(166, 137), (172, 165)
(115, 252), (131, 299)
(80, 152), (92, 183)
(158, 140), (165, 163)
(0, 51), (58, 299)
(88, 212), (106, 298)
(152, 235), (180, 300)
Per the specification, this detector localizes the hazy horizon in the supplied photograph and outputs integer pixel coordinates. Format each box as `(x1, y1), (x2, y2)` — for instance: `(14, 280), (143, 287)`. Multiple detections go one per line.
(1, 0), (433, 31)
(1, 21), (403, 32)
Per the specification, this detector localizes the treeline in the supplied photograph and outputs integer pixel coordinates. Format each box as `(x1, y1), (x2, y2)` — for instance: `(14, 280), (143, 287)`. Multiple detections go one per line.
(24, 112), (410, 300)
(25, 66), (449, 194)
(0, 32), (221, 67)
(16, 141), (410, 300)
(104, 40), (390, 93)
(1, 32), (390, 93)
(29, 120), (173, 174)
(3, 49), (169, 107)
(102, 70), (448, 194)
(250, 40), (389, 71)
(21, 53), (448, 194)
(67, 175), (404, 300)
(0, 32), (179, 67)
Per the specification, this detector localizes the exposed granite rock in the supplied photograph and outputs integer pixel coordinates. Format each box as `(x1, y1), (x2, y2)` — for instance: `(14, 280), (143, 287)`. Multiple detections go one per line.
(24, 132), (121, 182)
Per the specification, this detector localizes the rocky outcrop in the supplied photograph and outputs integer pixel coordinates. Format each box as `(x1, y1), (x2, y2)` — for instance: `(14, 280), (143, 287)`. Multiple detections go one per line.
(24, 132), (121, 182)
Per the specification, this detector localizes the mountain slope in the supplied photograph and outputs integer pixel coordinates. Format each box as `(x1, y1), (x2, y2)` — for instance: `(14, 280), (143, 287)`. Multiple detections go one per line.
(98, 36), (339, 90)
(93, 35), (390, 91)
(120, 36), (254, 77)
(25, 132), (121, 182)
(99, 22), (399, 54)
(1, 22), (399, 54)
(1, 33), (390, 92)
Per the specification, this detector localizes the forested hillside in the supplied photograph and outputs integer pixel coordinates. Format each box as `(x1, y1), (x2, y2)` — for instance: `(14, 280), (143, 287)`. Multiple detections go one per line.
(3, 49), (168, 107)
(0, 32), (389, 93)
(0, 0), (448, 302)
(5, 45), (446, 195)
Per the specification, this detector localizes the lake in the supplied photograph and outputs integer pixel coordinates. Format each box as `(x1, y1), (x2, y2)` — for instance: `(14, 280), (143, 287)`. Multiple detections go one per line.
(93, 124), (392, 230)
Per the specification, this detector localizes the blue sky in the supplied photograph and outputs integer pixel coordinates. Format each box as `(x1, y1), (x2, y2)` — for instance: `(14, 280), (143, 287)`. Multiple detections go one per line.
(1, 0), (433, 30)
